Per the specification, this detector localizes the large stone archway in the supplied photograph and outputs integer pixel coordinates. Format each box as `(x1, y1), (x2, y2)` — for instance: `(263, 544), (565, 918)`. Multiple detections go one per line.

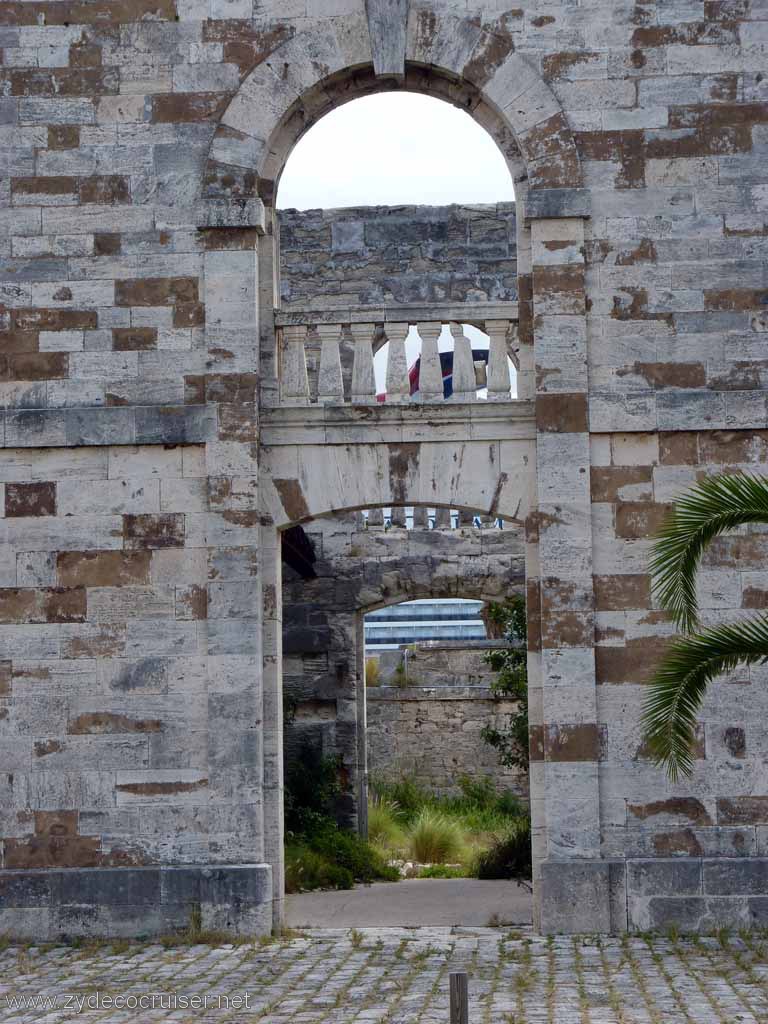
(4, 0), (764, 942)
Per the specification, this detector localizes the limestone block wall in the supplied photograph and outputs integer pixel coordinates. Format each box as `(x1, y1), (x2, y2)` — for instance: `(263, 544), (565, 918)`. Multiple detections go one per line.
(591, 429), (768, 931)
(366, 686), (527, 798)
(0, 444), (214, 869)
(1, 0), (768, 937)
(278, 204), (518, 309)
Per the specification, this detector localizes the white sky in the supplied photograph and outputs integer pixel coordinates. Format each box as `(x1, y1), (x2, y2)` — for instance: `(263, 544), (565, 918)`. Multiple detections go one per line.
(277, 92), (516, 395)
(277, 92), (515, 210)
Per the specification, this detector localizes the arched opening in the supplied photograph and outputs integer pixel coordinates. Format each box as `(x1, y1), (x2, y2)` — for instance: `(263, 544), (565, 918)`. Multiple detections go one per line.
(242, 44), (585, 933)
(280, 503), (532, 928)
(272, 90), (521, 406)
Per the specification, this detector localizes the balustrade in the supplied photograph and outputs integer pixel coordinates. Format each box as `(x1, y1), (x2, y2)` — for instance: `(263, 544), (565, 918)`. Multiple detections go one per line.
(275, 318), (522, 406)
(355, 507), (504, 531)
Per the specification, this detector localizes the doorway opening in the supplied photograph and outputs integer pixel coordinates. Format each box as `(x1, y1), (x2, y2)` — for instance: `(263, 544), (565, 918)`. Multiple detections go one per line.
(273, 86), (529, 927)
(281, 505), (532, 928)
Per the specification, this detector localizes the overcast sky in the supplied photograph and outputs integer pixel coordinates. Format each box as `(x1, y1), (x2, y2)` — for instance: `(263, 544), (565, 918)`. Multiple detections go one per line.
(277, 92), (515, 210)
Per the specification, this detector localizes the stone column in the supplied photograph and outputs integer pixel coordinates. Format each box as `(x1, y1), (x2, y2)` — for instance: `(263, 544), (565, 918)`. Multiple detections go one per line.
(527, 199), (615, 933)
(260, 521), (284, 930)
(198, 199), (272, 930)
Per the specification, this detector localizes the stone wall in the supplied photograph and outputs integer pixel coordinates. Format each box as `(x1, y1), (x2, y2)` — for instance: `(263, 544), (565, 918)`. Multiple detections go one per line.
(2, 0), (768, 937)
(374, 641), (502, 688)
(278, 204), (518, 309)
(366, 686), (526, 797)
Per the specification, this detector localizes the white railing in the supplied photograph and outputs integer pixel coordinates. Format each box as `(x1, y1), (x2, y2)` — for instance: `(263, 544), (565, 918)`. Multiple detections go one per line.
(358, 507), (505, 530)
(278, 319), (520, 406)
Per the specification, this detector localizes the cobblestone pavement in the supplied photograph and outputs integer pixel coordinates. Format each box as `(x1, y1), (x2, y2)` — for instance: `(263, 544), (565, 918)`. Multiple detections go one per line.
(2, 926), (768, 1023)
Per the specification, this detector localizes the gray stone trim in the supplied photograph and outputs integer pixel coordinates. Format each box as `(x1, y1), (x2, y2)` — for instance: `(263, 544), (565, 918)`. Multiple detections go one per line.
(0, 865), (272, 941)
(367, 685), (501, 702)
(525, 189), (591, 222)
(0, 406), (218, 448)
(196, 199), (266, 232)
(260, 399), (536, 446)
(274, 302), (519, 327)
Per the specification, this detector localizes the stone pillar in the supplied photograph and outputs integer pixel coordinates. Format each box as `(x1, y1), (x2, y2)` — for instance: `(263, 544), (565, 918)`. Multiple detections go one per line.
(528, 203), (612, 933)
(261, 522), (284, 931)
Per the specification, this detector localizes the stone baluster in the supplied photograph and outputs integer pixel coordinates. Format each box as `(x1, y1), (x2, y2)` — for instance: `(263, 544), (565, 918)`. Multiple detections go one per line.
(367, 508), (384, 530)
(390, 506), (406, 528)
(416, 322), (443, 402)
(316, 323), (344, 404)
(486, 319), (512, 402)
(474, 360), (488, 389)
(281, 325), (310, 405)
(435, 506), (452, 529)
(412, 506), (428, 529)
(449, 323), (477, 402)
(350, 322), (377, 403)
(384, 321), (410, 402)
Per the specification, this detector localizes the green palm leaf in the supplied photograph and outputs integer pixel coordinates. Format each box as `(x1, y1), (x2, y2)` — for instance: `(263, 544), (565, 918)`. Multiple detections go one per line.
(642, 616), (768, 780)
(650, 473), (768, 633)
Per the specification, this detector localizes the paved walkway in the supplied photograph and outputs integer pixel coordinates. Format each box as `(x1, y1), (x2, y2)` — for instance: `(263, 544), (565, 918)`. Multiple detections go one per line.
(2, 926), (768, 1022)
(286, 878), (533, 928)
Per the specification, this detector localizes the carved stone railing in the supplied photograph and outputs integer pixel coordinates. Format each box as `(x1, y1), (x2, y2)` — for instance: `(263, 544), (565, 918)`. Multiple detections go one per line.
(273, 306), (526, 406)
(358, 507), (504, 530)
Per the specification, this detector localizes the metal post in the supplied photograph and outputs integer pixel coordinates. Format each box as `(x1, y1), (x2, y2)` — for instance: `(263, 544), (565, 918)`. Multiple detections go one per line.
(449, 971), (469, 1024)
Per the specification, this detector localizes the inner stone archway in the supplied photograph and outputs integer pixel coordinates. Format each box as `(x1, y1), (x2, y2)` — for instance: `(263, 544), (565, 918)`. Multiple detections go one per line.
(281, 507), (527, 833)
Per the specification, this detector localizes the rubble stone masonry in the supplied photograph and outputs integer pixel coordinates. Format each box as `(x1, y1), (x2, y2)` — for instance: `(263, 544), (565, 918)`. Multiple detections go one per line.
(0, 0), (767, 937)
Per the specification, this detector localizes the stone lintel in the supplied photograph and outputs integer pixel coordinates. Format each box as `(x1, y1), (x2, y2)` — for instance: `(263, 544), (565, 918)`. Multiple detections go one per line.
(525, 189), (591, 222)
(0, 865), (272, 940)
(0, 405), (217, 449)
(196, 198), (266, 233)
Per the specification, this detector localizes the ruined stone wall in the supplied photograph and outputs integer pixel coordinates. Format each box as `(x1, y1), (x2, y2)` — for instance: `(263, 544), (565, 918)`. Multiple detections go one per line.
(278, 204), (518, 308)
(366, 686), (526, 797)
(282, 514), (525, 829)
(374, 642), (502, 688)
(1, 0), (768, 936)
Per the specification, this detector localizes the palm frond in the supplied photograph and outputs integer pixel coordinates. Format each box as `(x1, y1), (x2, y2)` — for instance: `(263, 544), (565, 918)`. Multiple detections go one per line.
(642, 615), (768, 780)
(650, 473), (768, 632)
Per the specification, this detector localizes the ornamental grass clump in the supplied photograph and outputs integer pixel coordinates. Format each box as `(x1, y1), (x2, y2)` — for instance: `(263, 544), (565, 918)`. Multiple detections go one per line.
(407, 808), (464, 864)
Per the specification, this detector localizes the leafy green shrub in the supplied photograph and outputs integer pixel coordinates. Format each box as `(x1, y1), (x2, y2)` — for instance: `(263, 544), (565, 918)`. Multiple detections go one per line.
(309, 819), (399, 883)
(284, 745), (397, 892)
(417, 864), (467, 879)
(457, 774), (497, 808)
(481, 596), (529, 771)
(370, 775), (430, 818)
(285, 843), (354, 893)
(408, 808), (463, 864)
(472, 818), (532, 881)
(284, 746), (342, 835)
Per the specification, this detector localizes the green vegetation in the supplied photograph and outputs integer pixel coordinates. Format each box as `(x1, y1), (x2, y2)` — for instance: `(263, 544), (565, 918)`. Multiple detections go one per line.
(407, 808), (463, 864)
(284, 745), (399, 894)
(365, 656), (381, 687)
(369, 773), (531, 881)
(473, 818), (532, 880)
(642, 472), (768, 778)
(480, 596), (529, 772)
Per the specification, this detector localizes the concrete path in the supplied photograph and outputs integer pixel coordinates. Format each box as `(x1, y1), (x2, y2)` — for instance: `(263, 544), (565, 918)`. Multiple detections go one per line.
(286, 878), (532, 927)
